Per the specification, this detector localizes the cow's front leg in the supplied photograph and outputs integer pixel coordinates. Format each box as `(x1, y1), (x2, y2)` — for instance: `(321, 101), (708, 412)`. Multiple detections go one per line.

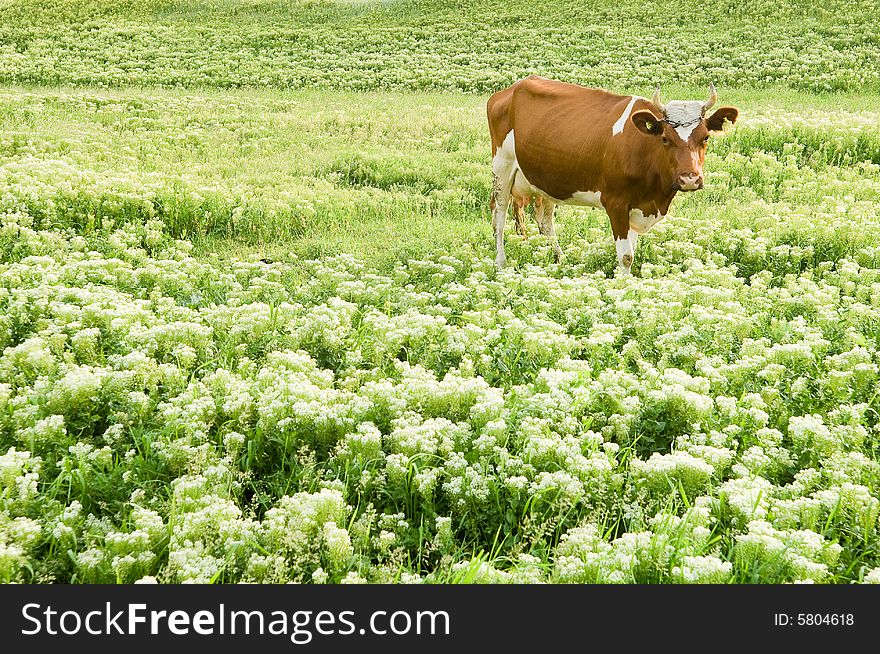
(607, 205), (634, 274)
(628, 228), (639, 261)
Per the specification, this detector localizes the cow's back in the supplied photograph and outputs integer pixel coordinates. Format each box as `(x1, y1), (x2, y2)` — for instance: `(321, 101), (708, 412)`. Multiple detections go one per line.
(503, 77), (649, 202)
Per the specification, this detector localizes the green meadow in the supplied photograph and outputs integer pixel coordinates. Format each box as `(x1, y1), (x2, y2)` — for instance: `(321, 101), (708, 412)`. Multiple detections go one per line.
(1, 1), (880, 584)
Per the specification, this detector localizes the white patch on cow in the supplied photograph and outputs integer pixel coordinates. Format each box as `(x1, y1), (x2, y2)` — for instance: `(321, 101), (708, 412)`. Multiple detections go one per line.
(569, 190), (603, 208)
(616, 237), (634, 274)
(628, 208), (665, 234)
(494, 130), (517, 165)
(612, 96), (641, 136)
(664, 100), (705, 142)
(496, 130), (538, 200)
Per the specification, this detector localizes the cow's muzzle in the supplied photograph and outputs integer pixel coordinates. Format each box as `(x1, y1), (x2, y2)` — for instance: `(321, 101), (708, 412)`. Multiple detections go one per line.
(674, 173), (703, 192)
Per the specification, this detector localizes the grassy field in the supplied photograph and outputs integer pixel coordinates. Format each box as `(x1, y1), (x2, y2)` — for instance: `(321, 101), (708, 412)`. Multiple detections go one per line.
(2, 0), (880, 584)
(3, 86), (879, 268)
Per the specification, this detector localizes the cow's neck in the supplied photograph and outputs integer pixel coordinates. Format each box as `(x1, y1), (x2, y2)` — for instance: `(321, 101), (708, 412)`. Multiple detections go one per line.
(629, 166), (679, 211)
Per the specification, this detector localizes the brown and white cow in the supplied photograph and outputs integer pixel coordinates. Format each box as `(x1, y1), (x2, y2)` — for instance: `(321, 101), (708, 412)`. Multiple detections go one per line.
(487, 76), (739, 272)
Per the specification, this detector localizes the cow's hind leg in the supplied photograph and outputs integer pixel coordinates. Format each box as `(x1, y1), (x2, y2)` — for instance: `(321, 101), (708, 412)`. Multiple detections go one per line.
(513, 198), (529, 239)
(491, 157), (517, 269)
(535, 197), (563, 262)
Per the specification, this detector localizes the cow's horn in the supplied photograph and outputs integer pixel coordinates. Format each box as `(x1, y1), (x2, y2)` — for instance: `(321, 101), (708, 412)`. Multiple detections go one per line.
(703, 82), (718, 113)
(651, 85), (666, 115)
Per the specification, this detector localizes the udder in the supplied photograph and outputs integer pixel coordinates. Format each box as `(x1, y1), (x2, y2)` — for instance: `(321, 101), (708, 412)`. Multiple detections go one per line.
(511, 168), (539, 206)
(510, 169), (541, 237)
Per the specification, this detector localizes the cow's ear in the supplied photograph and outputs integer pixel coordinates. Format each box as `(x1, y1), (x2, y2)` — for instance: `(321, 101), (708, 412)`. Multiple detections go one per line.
(706, 107), (739, 132)
(631, 110), (664, 136)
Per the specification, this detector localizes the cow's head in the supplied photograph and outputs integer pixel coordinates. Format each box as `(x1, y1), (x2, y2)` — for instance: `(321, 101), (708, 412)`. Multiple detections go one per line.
(630, 84), (738, 191)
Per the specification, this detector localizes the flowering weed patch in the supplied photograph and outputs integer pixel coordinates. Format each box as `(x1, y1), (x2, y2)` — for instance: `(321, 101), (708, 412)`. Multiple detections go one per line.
(1, 0), (880, 584)
(2, 87), (880, 581)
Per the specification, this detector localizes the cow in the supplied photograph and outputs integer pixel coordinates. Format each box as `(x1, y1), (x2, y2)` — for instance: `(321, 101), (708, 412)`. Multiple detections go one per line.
(487, 76), (739, 272)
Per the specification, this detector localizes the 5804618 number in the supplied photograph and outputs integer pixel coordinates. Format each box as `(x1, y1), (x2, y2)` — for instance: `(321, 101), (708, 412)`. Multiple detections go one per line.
(797, 614), (854, 626)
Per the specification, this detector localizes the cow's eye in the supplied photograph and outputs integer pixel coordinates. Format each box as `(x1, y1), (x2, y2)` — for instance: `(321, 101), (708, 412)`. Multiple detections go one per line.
(661, 135), (670, 145)
(703, 136), (710, 144)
